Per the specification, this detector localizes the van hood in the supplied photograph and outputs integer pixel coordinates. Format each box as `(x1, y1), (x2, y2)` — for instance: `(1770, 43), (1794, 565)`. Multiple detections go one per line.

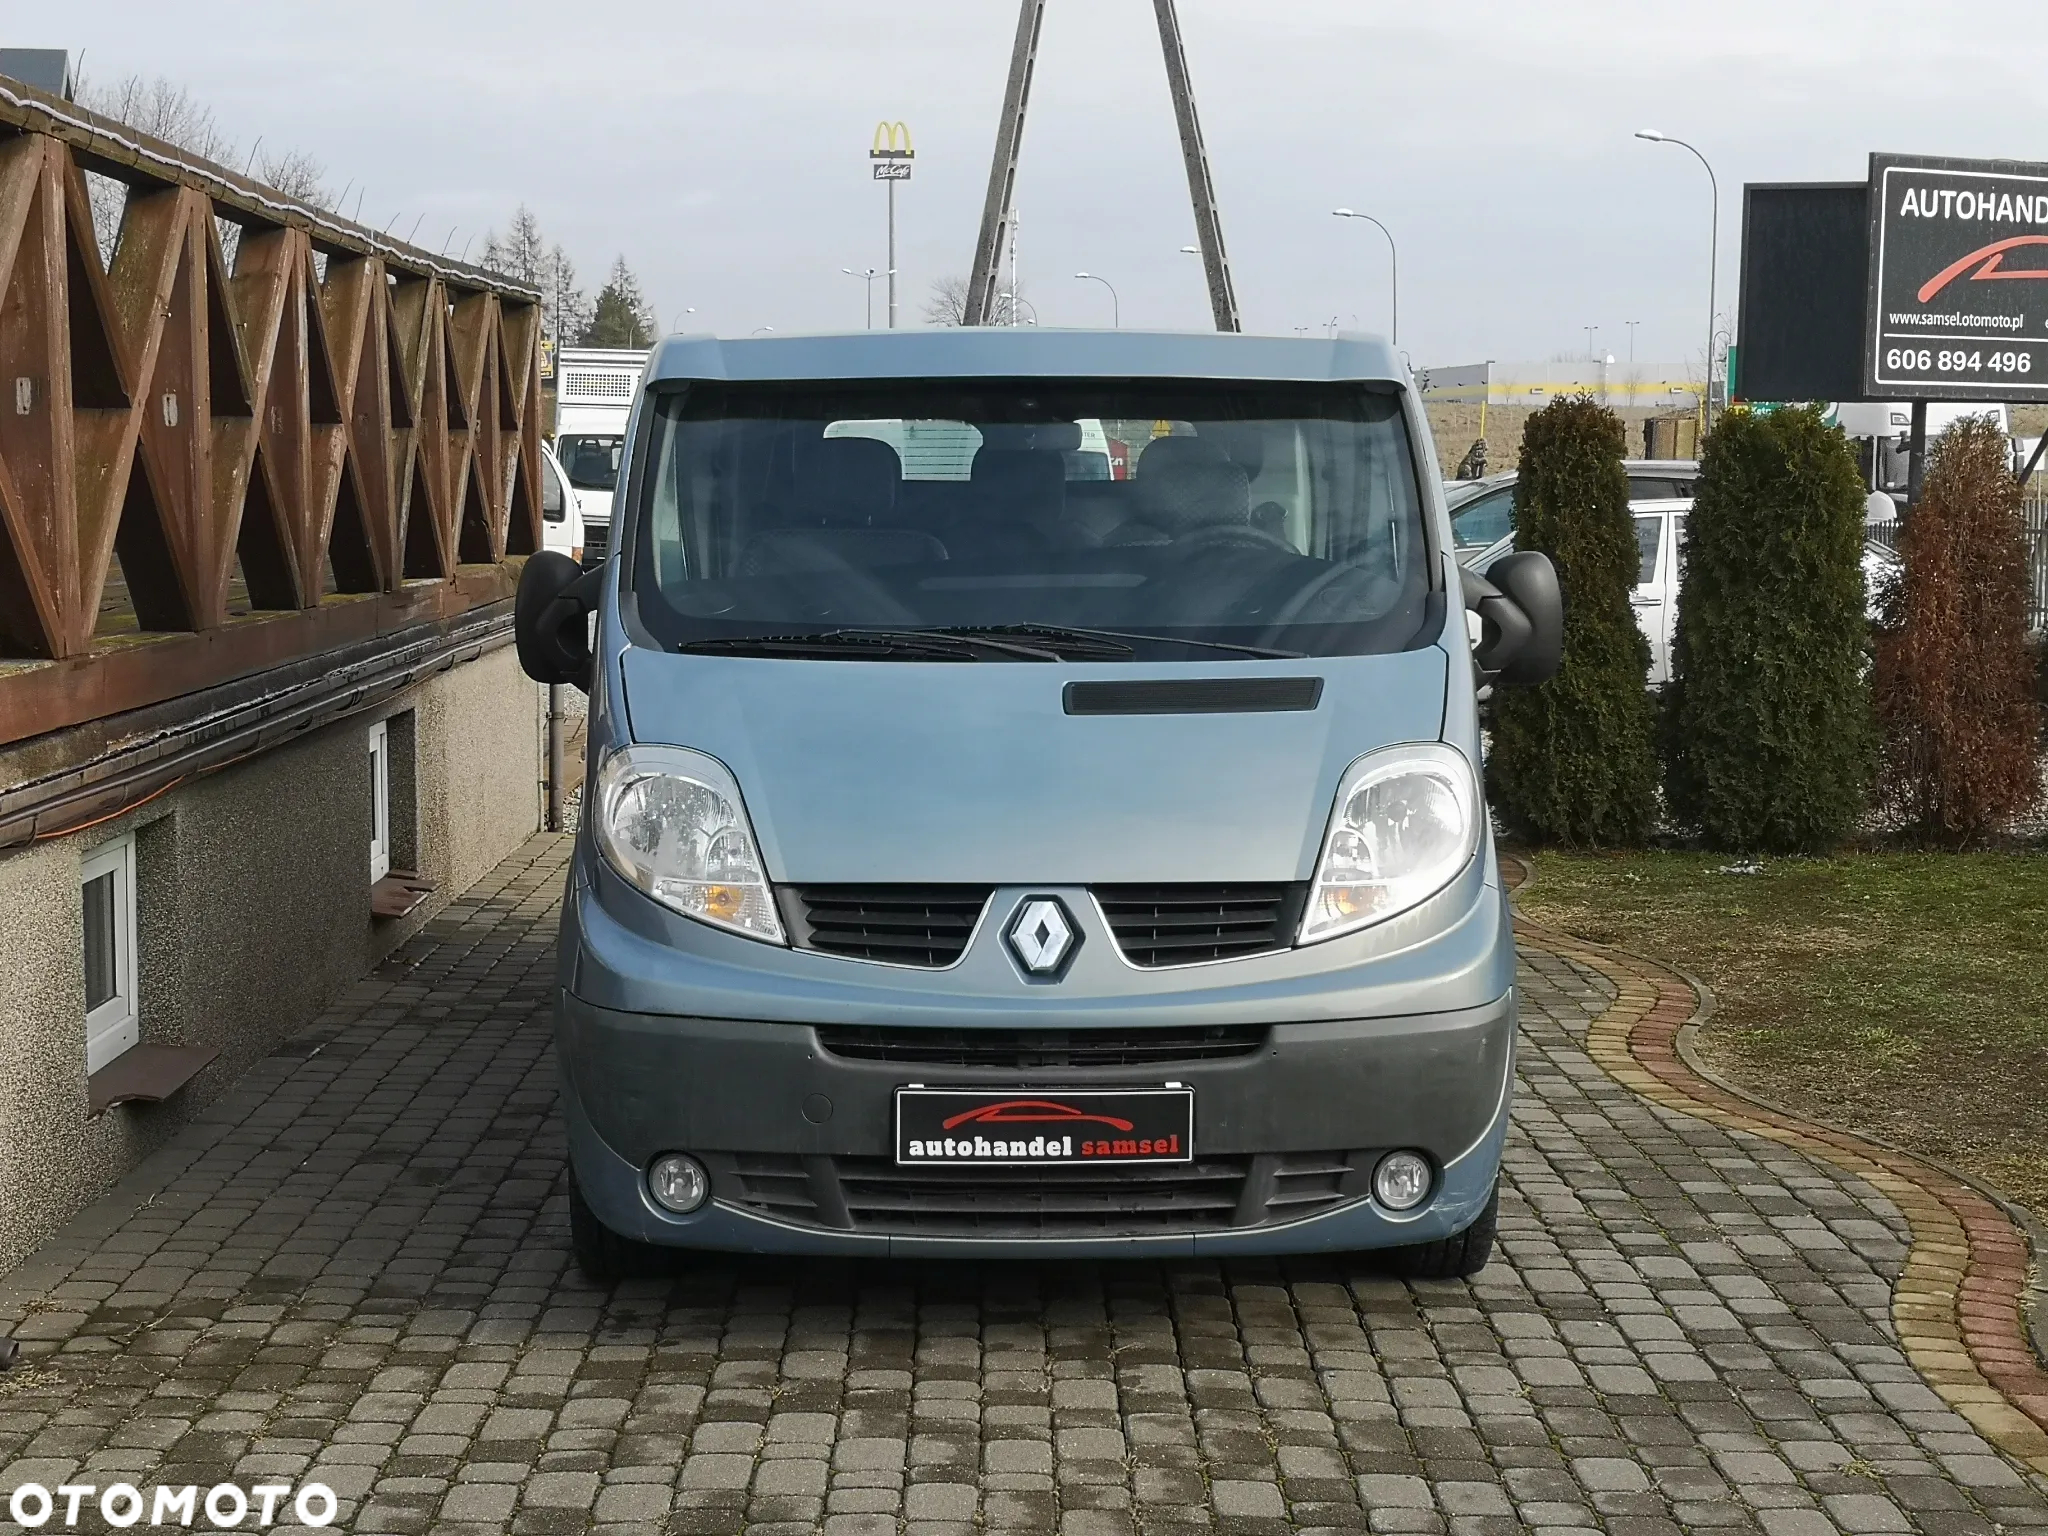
(578, 489), (615, 525)
(619, 648), (1450, 884)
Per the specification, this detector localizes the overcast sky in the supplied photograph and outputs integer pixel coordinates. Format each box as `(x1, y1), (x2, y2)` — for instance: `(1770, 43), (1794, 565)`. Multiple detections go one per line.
(46, 0), (2048, 366)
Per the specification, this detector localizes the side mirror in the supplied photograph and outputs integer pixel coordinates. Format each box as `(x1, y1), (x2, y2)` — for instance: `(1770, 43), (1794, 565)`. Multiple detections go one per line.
(1461, 551), (1563, 687)
(515, 551), (601, 689)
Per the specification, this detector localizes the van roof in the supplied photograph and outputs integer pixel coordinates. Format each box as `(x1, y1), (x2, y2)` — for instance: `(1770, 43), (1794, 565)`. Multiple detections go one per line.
(645, 329), (1407, 387)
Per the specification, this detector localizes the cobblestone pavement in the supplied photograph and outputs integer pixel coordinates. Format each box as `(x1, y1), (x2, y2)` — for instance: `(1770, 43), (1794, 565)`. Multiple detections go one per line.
(4, 835), (2047, 1536)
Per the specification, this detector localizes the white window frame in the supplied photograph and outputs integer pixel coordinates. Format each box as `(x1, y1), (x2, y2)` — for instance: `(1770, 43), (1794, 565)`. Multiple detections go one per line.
(369, 719), (392, 882)
(81, 834), (138, 1075)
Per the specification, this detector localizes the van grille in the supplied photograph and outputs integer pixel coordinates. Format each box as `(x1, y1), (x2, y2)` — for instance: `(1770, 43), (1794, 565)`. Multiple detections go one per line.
(714, 1151), (1364, 1237)
(1096, 883), (1308, 967)
(814, 1025), (1266, 1068)
(784, 886), (994, 968)
(580, 518), (609, 568)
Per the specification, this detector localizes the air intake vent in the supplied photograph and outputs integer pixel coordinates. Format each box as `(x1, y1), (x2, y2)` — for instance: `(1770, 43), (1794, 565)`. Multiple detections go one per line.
(1064, 677), (1324, 716)
(815, 1024), (1267, 1068)
(715, 1152), (1365, 1238)
(1095, 883), (1307, 967)
(560, 369), (637, 402)
(783, 886), (994, 968)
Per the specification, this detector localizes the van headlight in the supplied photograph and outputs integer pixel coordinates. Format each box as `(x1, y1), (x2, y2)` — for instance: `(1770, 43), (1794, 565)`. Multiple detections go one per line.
(1299, 744), (1479, 944)
(594, 746), (785, 943)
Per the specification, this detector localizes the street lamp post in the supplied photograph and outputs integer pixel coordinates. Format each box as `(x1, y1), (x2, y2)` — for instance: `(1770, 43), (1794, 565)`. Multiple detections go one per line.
(842, 267), (880, 330)
(1074, 272), (1120, 327)
(1636, 130), (1719, 437)
(1331, 209), (1398, 346)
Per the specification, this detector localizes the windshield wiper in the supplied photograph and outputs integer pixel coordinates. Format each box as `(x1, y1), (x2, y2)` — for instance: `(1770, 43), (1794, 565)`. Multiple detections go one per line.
(678, 629), (1066, 662)
(920, 625), (1136, 661)
(678, 625), (1303, 663)
(965, 624), (1307, 660)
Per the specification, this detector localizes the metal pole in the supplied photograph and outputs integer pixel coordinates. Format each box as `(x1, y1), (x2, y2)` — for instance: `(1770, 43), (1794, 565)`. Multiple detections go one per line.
(1907, 400), (1928, 509)
(887, 176), (898, 329)
(1154, 0), (1240, 332)
(965, 0), (1045, 327)
(1332, 211), (1397, 345)
(1638, 134), (1719, 440)
(545, 684), (565, 832)
(1076, 273), (1119, 327)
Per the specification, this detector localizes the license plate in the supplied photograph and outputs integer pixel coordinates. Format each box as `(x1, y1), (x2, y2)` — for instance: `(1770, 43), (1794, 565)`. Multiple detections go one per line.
(894, 1088), (1194, 1166)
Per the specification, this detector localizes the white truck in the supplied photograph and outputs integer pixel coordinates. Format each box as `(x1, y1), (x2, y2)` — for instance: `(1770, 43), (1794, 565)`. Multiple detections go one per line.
(554, 347), (650, 566)
(1829, 401), (2015, 509)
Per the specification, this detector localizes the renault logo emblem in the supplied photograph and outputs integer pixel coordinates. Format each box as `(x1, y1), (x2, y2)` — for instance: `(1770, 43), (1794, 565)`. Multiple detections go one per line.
(1006, 897), (1079, 980)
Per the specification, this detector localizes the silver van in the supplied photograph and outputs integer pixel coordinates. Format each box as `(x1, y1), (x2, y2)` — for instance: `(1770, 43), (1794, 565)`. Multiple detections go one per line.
(515, 330), (1561, 1278)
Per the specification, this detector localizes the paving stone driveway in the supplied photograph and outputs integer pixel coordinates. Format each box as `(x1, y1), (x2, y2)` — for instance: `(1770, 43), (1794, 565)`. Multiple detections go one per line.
(4, 836), (2047, 1536)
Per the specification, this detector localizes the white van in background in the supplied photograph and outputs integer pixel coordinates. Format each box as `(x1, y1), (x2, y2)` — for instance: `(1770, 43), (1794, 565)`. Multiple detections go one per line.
(539, 441), (583, 562)
(555, 347), (650, 566)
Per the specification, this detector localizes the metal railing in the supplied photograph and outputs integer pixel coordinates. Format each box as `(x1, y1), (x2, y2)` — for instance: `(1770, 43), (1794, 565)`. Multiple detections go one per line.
(1864, 480), (2048, 635)
(0, 77), (544, 746)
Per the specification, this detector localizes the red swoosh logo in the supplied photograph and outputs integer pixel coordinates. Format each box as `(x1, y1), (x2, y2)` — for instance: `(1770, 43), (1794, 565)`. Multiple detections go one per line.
(1917, 235), (2048, 303)
(941, 1100), (1136, 1131)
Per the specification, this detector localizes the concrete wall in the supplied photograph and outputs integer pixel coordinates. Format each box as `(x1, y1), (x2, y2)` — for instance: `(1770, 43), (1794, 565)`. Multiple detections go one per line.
(0, 645), (541, 1271)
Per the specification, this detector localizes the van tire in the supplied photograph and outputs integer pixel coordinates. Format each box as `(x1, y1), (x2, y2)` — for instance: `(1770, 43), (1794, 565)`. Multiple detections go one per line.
(1382, 1184), (1498, 1280)
(568, 1174), (661, 1284)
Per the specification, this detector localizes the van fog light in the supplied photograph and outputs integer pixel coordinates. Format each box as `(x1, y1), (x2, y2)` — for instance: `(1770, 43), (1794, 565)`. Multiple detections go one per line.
(1373, 1151), (1433, 1212)
(648, 1154), (710, 1214)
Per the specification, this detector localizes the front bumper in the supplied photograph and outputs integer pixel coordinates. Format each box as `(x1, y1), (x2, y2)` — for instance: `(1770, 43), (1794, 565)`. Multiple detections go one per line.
(559, 987), (1515, 1258)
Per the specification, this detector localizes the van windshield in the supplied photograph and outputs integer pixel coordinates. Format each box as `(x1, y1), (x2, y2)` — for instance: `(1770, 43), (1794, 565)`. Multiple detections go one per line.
(628, 380), (1434, 660)
(558, 434), (624, 491)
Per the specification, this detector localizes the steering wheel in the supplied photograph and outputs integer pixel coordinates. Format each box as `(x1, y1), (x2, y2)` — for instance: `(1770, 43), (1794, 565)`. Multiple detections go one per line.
(1168, 522), (1298, 556)
(1254, 561), (1385, 649)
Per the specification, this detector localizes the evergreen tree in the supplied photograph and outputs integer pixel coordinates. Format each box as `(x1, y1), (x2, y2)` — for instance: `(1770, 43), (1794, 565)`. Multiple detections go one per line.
(1663, 407), (1874, 851)
(1875, 415), (2043, 844)
(580, 256), (657, 348)
(1488, 396), (1659, 845)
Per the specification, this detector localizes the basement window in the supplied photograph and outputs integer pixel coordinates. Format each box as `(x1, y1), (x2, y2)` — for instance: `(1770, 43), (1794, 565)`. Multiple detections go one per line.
(82, 834), (138, 1074)
(369, 718), (391, 882)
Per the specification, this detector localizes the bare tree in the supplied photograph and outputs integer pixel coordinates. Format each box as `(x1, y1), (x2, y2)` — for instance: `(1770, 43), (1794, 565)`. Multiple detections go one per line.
(924, 275), (972, 327)
(923, 275), (1027, 327)
(75, 72), (332, 271)
(480, 207), (591, 356)
(80, 73), (234, 163)
(254, 148), (332, 210)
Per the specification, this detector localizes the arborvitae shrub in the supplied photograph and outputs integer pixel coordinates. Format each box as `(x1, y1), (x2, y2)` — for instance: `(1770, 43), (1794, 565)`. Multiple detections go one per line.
(1663, 406), (1873, 851)
(1488, 396), (1658, 845)
(1875, 416), (2043, 844)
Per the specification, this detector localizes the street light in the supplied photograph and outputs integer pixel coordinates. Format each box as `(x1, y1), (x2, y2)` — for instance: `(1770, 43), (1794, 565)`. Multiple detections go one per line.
(1332, 209), (1398, 346)
(1074, 272), (1120, 328)
(670, 306), (696, 334)
(751, 326), (775, 336)
(842, 267), (880, 330)
(1636, 129), (1719, 434)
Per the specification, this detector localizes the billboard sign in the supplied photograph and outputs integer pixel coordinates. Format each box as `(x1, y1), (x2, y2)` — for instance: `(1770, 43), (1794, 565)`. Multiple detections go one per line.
(1865, 153), (2048, 401)
(871, 121), (914, 181)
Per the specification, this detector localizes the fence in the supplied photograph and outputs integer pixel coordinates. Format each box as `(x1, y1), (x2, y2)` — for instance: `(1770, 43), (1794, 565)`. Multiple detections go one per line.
(1865, 483), (2048, 635)
(0, 76), (545, 746)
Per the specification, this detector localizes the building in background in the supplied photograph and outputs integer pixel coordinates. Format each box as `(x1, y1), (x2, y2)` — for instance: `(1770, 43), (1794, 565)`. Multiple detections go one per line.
(1421, 360), (1706, 473)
